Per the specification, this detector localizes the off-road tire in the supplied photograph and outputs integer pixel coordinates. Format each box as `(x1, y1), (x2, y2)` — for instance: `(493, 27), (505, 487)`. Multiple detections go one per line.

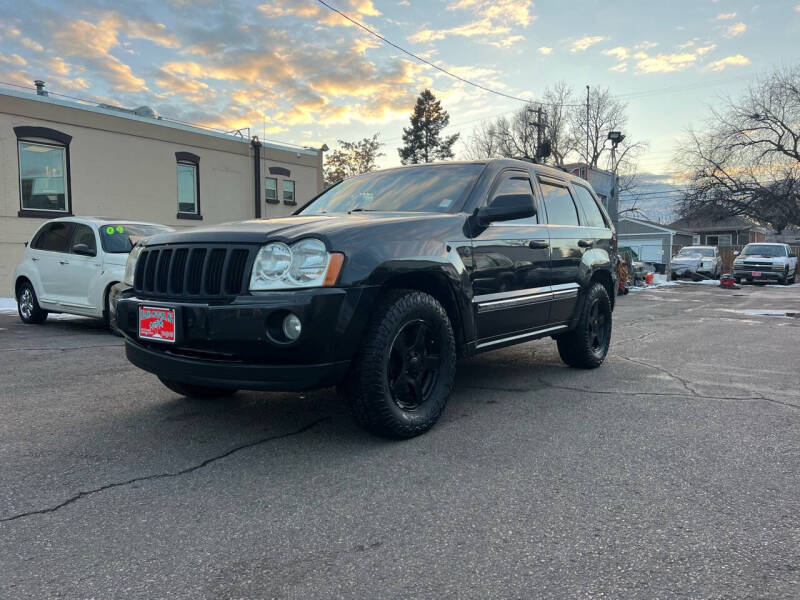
(339, 290), (456, 439)
(17, 281), (48, 324)
(158, 377), (238, 398)
(555, 282), (612, 369)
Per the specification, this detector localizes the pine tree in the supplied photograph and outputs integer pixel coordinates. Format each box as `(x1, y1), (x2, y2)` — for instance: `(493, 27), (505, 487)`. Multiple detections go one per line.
(398, 89), (460, 164)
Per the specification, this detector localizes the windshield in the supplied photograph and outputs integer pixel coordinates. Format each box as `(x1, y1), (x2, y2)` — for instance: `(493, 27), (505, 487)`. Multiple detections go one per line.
(676, 247), (712, 258)
(100, 224), (173, 253)
(300, 164), (485, 215)
(741, 244), (786, 257)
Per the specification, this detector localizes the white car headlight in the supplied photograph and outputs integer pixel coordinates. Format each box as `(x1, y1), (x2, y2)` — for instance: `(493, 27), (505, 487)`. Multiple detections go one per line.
(250, 238), (338, 291)
(123, 244), (144, 286)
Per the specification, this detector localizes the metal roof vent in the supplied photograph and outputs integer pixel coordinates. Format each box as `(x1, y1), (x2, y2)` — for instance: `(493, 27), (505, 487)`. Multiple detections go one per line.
(34, 80), (48, 96)
(133, 106), (157, 118)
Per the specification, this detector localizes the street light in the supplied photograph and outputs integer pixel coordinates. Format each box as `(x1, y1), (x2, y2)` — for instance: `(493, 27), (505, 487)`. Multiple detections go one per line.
(607, 131), (625, 147)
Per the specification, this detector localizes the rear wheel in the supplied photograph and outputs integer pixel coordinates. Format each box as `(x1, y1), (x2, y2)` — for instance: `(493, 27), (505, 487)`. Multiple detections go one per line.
(339, 290), (456, 439)
(556, 283), (612, 369)
(16, 282), (47, 324)
(158, 377), (238, 398)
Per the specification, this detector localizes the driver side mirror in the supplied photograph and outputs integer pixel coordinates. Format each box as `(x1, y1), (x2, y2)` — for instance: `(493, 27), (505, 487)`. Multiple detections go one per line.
(72, 243), (96, 257)
(476, 193), (536, 228)
(791, 253), (797, 258)
(733, 250), (739, 256)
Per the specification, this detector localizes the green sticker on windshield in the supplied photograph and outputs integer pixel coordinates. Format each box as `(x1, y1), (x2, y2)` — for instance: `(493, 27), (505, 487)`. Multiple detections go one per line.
(106, 226), (115, 235)
(116, 225), (125, 233)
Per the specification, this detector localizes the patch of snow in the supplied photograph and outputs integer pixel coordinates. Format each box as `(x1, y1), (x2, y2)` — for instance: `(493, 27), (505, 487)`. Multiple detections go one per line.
(0, 298), (18, 314)
(676, 279), (721, 286)
(628, 273), (679, 292)
(721, 308), (799, 318)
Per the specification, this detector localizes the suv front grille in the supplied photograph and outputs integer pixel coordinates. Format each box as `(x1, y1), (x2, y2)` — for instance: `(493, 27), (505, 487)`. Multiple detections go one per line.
(134, 245), (255, 298)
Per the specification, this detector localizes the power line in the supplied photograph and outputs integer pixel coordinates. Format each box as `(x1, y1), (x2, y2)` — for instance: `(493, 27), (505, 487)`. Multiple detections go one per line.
(314, 0), (582, 108)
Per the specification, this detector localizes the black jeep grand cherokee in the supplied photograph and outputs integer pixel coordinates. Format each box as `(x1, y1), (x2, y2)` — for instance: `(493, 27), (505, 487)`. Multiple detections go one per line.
(114, 159), (617, 438)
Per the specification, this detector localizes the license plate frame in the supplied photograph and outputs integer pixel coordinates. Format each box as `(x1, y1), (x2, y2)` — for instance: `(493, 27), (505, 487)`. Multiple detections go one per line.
(138, 306), (176, 343)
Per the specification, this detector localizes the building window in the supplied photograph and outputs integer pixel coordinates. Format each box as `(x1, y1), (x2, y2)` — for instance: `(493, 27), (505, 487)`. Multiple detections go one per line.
(692, 235), (701, 245)
(18, 141), (69, 213)
(283, 179), (296, 204)
(706, 234), (732, 246)
(14, 126), (73, 218)
(265, 177), (278, 204)
(175, 152), (201, 220)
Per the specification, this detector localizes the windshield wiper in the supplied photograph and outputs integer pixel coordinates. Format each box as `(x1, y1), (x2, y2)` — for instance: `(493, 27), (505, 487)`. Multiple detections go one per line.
(348, 208), (377, 213)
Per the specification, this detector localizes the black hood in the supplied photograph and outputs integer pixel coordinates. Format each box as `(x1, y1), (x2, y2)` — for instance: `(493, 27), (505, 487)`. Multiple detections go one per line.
(144, 212), (465, 248)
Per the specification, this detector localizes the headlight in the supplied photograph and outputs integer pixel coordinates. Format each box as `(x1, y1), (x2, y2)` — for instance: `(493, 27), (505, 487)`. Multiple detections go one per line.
(250, 238), (341, 290)
(123, 244), (144, 285)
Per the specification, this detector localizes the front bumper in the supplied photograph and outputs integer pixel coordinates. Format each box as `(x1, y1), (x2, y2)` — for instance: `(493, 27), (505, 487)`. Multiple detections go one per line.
(669, 264), (714, 279)
(733, 267), (786, 281)
(116, 286), (377, 391)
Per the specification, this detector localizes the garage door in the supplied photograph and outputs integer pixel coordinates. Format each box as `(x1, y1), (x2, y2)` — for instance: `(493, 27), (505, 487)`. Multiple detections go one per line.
(622, 239), (664, 262)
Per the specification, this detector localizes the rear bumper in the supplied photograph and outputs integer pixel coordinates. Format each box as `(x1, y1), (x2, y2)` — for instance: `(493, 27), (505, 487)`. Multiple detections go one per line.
(125, 338), (349, 390)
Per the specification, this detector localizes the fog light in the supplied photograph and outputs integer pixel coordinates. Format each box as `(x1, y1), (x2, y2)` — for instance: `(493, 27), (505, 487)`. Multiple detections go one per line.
(282, 313), (302, 341)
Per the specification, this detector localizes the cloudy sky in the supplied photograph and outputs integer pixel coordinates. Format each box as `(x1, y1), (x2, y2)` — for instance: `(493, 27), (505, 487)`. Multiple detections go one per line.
(0, 0), (797, 176)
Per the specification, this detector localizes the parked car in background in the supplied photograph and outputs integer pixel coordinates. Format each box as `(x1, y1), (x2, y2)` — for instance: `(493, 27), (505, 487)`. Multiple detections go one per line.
(14, 217), (173, 326)
(733, 243), (797, 285)
(669, 246), (722, 280)
(113, 159), (618, 439)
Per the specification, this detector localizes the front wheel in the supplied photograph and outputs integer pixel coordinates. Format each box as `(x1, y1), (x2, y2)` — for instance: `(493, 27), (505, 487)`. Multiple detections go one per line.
(339, 290), (456, 439)
(158, 377), (238, 398)
(17, 282), (47, 324)
(556, 283), (612, 369)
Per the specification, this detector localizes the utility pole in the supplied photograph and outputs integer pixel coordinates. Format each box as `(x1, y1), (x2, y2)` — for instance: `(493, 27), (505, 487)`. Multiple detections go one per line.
(535, 105), (543, 157)
(585, 85), (590, 170)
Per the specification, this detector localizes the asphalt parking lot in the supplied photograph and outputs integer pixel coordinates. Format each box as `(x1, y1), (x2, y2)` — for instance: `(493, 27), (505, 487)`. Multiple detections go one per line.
(1, 283), (799, 599)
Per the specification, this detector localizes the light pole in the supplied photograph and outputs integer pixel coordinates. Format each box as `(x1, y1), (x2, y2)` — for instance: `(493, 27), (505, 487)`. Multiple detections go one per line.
(606, 131), (625, 230)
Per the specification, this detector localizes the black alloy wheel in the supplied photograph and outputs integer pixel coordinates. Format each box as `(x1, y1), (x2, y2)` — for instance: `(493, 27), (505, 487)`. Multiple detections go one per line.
(340, 290), (456, 439)
(587, 300), (609, 354)
(387, 319), (440, 411)
(556, 282), (612, 369)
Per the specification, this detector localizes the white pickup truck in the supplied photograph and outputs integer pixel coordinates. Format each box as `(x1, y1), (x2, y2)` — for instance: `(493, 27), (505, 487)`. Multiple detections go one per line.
(732, 243), (798, 285)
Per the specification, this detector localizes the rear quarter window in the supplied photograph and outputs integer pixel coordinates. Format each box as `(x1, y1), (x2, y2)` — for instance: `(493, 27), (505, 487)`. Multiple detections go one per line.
(572, 184), (607, 228)
(31, 222), (73, 252)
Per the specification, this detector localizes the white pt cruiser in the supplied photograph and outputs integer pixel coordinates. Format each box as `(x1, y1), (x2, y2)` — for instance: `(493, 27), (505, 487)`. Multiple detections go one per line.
(14, 217), (172, 326)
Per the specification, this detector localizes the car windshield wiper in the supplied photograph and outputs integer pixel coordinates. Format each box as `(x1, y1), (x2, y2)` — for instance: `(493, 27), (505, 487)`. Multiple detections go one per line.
(347, 208), (378, 213)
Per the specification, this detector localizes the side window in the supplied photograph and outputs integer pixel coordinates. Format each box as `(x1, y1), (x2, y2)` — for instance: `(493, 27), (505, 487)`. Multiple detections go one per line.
(539, 180), (580, 226)
(490, 173), (538, 224)
(69, 223), (97, 254)
(572, 184), (607, 228)
(265, 177), (278, 204)
(32, 222), (73, 252)
(283, 180), (296, 205)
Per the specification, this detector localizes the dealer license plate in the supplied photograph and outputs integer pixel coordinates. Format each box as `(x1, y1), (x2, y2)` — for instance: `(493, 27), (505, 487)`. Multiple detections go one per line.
(139, 306), (176, 343)
(752, 271), (762, 277)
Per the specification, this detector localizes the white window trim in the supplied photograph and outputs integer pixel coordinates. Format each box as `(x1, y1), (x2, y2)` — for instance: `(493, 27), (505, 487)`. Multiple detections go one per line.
(177, 162), (199, 215)
(18, 140), (70, 213)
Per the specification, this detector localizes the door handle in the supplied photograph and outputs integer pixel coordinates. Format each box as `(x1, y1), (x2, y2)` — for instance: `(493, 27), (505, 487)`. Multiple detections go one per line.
(31, 257), (39, 262)
(59, 260), (70, 265)
(578, 239), (594, 248)
(528, 240), (549, 249)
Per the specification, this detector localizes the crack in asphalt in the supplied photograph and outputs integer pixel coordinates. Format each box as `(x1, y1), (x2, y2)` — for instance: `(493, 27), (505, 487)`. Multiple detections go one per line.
(614, 354), (699, 397)
(0, 417), (329, 524)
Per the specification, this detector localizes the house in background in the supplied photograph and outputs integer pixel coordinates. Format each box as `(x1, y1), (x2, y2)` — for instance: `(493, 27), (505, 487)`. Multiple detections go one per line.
(668, 213), (766, 246)
(617, 217), (695, 272)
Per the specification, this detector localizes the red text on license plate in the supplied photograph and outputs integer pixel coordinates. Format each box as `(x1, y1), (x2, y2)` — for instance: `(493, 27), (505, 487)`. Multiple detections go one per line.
(139, 306), (176, 342)
(752, 271), (761, 277)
